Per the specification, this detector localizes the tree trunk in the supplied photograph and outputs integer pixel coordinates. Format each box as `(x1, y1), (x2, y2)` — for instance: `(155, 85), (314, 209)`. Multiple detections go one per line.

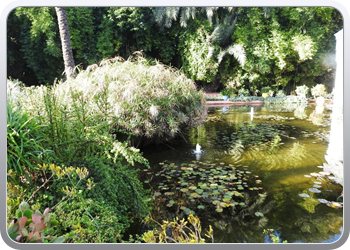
(55, 7), (75, 78)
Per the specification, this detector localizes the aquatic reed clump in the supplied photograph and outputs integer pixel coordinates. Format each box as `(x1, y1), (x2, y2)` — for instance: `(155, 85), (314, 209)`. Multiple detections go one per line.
(10, 56), (206, 146)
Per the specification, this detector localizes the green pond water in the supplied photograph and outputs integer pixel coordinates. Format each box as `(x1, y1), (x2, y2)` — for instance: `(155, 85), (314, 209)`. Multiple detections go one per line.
(136, 104), (343, 243)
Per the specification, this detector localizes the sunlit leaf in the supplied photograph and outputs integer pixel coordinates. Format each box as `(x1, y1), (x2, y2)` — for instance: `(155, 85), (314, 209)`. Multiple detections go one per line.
(298, 193), (311, 198)
(255, 212), (264, 217)
(154, 192), (162, 197)
(327, 202), (343, 209)
(308, 188), (321, 193)
(215, 207), (223, 213)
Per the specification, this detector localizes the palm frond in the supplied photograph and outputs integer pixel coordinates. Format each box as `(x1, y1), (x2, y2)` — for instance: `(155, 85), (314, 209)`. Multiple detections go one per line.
(205, 7), (217, 25)
(179, 7), (198, 27)
(263, 7), (271, 18)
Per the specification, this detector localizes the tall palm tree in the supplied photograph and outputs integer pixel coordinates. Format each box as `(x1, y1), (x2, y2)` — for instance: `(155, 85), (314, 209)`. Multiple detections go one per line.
(55, 7), (75, 78)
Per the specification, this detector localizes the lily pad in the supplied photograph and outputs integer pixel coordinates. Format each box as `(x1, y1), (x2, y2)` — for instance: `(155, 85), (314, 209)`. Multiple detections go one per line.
(255, 212), (264, 217)
(308, 188), (321, 193)
(190, 193), (200, 198)
(180, 188), (189, 193)
(220, 202), (230, 207)
(184, 208), (194, 215)
(202, 192), (209, 198)
(212, 200), (220, 205)
(298, 193), (311, 198)
(195, 189), (204, 194)
(197, 205), (205, 209)
(327, 202), (343, 209)
(154, 192), (162, 197)
(317, 198), (329, 204)
(215, 208), (223, 213)
(223, 195), (232, 200)
(222, 198), (231, 203)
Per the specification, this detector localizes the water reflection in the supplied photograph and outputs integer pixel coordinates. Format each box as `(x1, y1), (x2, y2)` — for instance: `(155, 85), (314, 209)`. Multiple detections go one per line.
(293, 103), (307, 119)
(141, 105), (343, 243)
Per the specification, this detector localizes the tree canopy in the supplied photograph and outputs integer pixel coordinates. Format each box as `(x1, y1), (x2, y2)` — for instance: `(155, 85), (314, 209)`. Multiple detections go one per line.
(7, 7), (342, 93)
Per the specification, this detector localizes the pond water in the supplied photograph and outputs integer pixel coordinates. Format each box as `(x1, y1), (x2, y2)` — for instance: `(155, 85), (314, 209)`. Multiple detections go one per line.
(136, 104), (343, 243)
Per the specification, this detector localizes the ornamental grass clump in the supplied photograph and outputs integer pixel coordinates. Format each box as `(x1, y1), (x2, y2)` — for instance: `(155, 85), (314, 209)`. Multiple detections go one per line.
(14, 56), (205, 146)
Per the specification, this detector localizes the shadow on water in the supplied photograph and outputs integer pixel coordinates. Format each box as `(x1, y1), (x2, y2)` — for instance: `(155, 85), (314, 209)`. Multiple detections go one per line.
(133, 104), (343, 243)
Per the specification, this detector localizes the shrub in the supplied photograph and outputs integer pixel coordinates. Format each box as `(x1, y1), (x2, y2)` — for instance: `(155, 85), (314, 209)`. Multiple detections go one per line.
(228, 96), (264, 102)
(52, 158), (152, 242)
(7, 202), (66, 243)
(7, 74), (154, 242)
(275, 90), (286, 97)
(260, 86), (271, 94)
(295, 85), (309, 98)
(220, 89), (231, 96)
(7, 57), (205, 242)
(11, 57), (205, 146)
(311, 84), (327, 98)
(7, 161), (150, 243)
(238, 88), (250, 96)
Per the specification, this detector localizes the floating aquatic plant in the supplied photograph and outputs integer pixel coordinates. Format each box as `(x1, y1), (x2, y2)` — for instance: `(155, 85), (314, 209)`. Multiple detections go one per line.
(148, 160), (265, 217)
(298, 193), (311, 198)
(255, 212), (264, 217)
(308, 188), (321, 193)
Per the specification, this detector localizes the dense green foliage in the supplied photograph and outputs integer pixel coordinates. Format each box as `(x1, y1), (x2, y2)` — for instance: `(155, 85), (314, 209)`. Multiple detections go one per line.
(6, 56), (205, 242)
(6, 6), (343, 244)
(7, 75), (154, 242)
(7, 100), (53, 182)
(8, 7), (342, 92)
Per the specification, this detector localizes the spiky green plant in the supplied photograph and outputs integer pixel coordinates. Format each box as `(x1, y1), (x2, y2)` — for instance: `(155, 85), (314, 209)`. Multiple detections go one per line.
(7, 100), (53, 183)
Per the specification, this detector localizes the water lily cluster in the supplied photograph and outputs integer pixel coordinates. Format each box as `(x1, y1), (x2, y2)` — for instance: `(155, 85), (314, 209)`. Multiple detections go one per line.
(145, 160), (266, 218)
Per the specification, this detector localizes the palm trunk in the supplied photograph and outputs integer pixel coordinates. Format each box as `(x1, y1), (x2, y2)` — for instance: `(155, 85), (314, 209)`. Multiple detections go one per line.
(55, 7), (75, 78)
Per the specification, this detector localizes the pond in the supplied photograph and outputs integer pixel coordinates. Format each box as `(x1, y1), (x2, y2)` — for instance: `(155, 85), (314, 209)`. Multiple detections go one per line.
(135, 104), (343, 243)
